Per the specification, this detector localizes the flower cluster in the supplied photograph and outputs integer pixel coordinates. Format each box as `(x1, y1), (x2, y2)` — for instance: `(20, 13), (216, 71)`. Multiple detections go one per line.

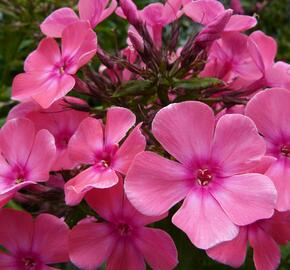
(1, 0), (290, 269)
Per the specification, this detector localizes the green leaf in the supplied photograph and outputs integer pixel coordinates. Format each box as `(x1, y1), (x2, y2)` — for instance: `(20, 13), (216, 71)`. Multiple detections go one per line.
(173, 77), (224, 91)
(113, 80), (155, 97)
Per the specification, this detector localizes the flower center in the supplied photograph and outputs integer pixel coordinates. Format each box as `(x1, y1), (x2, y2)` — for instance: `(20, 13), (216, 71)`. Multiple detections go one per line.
(15, 178), (24, 184)
(117, 223), (132, 236)
(280, 145), (290, 157)
(22, 257), (36, 269)
(59, 66), (65, 74)
(196, 169), (212, 186)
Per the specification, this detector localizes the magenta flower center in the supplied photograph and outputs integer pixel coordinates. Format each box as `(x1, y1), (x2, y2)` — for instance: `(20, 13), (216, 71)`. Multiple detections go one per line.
(117, 223), (132, 236)
(196, 169), (212, 186)
(280, 145), (290, 157)
(22, 257), (36, 269)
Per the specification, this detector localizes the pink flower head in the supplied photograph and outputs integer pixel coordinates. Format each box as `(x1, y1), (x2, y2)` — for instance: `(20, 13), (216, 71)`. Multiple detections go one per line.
(0, 208), (69, 269)
(125, 101), (277, 249)
(117, 0), (182, 47)
(12, 21), (97, 109)
(207, 211), (290, 270)
(41, 0), (117, 37)
(201, 31), (262, 89)
(246, 88), (290, 211)
(64, 107), (146, 205)
(69, 179), (178, 270)
(0, 118), (56, 208)
(7, 97), (89, 171)
(183, 0), (256, 32)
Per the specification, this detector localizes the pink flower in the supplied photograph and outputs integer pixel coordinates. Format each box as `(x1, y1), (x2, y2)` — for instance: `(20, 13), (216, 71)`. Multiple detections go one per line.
(207, 211), (290, 270)
(246, 88), (290, 211)
(12, 22), (97, 109)
(0, 208), (69, 269)
(183, 0), (256, 32)
(69, 180), (178, 270)
(125, 101), (277, 249)
(8, 97), (89, 171)
(41, 0), (117, 37)
(266, 61), (290, 90)
(64, 107), (146, 206)
(117, 0), (182, 47)
(0, 118), (56, 208)
(201, 31), (262, 89)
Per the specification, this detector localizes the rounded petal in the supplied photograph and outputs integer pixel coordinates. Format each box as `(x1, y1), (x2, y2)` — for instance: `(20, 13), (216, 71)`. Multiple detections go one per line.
(86, 179), (166, 226)
(246, 88), (290, 142)
(61, 21), (97, 72)
(26, 129), (56, 182)
(0, 118), (35, 167)
(183, 0), (224, 25)
(32, 214), (69, 264)
(0, 208), (33, 254)
(31, 74), (76, 109)
(68, 117), (104, 164)
(172, 190), (239, 249)
(225, 15), (257, 32)
(206, 226), (248, 268)
(24, 38), (61, 72)
(105, 107), (136, 146)
(135, 227), (178, 270)
(249, 225), (280, 270)
(70, 222), (116, 270)
(248, 31), (277, 72)
(112, 124), (146, 175)
(40, 8), (79, 38)
(78, 0), (103, 27)
(212, 114), (266, 176)
(107, 239), (146, 270)
(152, 101), (215, 166)
(65, 167), (119, 206)
(210, 174), (276, 226)
(266, 160), (290, 211)
(265, 62), (290, 90)
(125, 151), (191, 216)
(99, 0), (118, 23)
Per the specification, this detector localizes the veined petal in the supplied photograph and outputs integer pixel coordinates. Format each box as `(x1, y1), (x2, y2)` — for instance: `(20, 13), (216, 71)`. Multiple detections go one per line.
(210, 174), (276, 226)
(172, 190), (239, 249)
(125, 151), (191, 216)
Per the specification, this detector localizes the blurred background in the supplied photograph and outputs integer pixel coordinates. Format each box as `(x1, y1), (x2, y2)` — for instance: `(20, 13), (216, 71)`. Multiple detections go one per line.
(0, 0), (289, 269)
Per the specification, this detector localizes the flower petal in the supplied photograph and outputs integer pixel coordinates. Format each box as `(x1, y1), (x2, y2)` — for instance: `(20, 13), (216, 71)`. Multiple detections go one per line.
(112, 124), (146, 175)
(183, 0), (224, 25)
(105, 107), (136, 146)
(0, 208), (33, 254)
(40, 8), (79, 37)
(266, 160), (290, 211)
(135, 227), (178, 270)
(24, 38), (61, 72)
(125, 151), (191, 216)
(206, 226), (248, 268)
(0, 118), (35, 167)
(32, 214), (69, 264)
(70, 222), (116, 270)
(107, 239), (146, 270)
(61, 21), (97, 72)
(246, 88), (290, 142)
(210, 174), (276, 226)
(152, 101), (215, 166)
(172, 190), (239, 249)
(26, 129), (56, 182)
(212, 114), (266, 176)
(225, 15), (257, 32)
(68, 117), (104, 164)
(65, 167), (119, 206)
(248, 225), (280, 270)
